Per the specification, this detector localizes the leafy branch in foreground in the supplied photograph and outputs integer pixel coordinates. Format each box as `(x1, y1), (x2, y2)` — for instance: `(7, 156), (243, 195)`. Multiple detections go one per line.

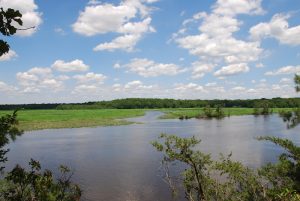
(0, 112), (82, 200)
(0, 110), (23, 171)
(0, 7), (23, 56)
(1, 159), (81, 201)
(152, 134), (300, 201)
(257, 136), (300, 193)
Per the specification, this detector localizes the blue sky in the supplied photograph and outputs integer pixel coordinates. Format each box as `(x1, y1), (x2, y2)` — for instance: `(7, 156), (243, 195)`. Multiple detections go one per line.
(0, 0), (299, 104)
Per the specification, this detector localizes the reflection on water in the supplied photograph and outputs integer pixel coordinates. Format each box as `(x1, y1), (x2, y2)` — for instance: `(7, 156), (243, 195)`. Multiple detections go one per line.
(5, 111), (300, 201)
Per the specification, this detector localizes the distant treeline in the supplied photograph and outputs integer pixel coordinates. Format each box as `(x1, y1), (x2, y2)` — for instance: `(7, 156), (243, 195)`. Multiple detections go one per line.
(0, 103), (60, 110)
(57, 98), (300, 110)
(1, 98), (300, 110)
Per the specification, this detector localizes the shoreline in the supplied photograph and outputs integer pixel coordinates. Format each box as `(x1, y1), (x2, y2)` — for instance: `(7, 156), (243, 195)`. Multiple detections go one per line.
(0, 108), (292, 131)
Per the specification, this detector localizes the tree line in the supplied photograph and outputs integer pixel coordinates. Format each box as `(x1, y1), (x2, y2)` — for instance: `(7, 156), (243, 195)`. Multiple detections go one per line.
(2, 97), (299, 110)
(58, 98), (300, 109)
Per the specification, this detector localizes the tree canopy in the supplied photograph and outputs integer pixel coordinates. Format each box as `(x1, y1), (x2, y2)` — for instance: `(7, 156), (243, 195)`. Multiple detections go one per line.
(0, 7), (22, 56)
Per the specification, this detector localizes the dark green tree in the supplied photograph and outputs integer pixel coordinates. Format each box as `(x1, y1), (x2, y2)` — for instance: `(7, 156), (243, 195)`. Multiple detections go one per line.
(0, 7), (22, 56)
(0, 111), (22, 171)
(295, 74), (300, 92)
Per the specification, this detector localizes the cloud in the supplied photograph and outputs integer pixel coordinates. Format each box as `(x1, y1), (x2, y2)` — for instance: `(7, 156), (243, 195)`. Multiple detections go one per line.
(1, 0), (42, 37)
(73, 0), (156, 52)
(265, 65), (300, 75)
(191, 62), (215, 79)
(205, 82), (217, 87)
(123, 58), (186, 77)
(112, 83), (122, 92)
(113, 63), (121, 69)
(214, 63), (249, 77)
(52, 59), (89, 72)
(93, 34), (141, 52)
(255, 63), (264, 68)
(232, 86), (246, 91)
(0, 50), (18, 61)
(16, 67), (64, 93)
(279, 77), (291, 84)
(176, 33), (261, 64)
(54, 28), (66, 35)
(72, 84), (98, 94)
(73, 72), (107, 83)
(0, 81), (16, 92)
(174, 83), (206, 92)
(212, 0), (265, 16)
(73, 2), (136, 36)
(27, 67), (51, 76)
(124, 80), (154, 90)
(250, 14), (300, 46)
(174, 0), (263, 79)
(57, 75), (70, 81)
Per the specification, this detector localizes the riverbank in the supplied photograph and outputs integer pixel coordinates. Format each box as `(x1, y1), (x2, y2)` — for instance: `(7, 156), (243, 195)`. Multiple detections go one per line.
(0, 109), (145, 131)
(159, 108), (293, 119)
(0, 108), (293, 131)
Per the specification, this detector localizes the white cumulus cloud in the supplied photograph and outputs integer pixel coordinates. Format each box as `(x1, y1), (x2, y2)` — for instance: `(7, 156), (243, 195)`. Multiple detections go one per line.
(265, 65), (300, 75)
(191, 62), (215, 79)
(123, 58), (186, 77)
(214, 63), (249, 77)
(16, 67), (64, 93)
(73, 72), (107, 83)
(174, 0), (263, 79)
(52, 59), (89, 72)
(0, 81), (16, 92)
(250, 14), (300, 46)
(212, 0), (265, 16)
(73, 0), (157, 52)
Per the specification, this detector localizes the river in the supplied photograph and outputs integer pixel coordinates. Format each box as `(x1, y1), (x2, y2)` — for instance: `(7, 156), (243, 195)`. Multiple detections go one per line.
(5, 111), (300, 201)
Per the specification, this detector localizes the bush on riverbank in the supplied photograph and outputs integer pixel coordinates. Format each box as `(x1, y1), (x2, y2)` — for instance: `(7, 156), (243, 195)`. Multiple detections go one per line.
(153, 75), (300, 201)
(0, 112), (81, 201)
(152, 134), (300, 201)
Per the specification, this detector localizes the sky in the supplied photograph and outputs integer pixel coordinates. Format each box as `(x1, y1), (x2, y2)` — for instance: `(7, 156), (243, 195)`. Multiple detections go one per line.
(0, 0), (300, 104)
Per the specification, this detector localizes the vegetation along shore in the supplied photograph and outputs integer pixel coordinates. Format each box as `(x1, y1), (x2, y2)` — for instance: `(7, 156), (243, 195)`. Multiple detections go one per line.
(0, 107), (293, 131)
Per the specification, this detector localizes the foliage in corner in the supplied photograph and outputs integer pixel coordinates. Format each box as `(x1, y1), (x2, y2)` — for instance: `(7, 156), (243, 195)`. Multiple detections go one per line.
(2, 159), (81, 201)
(152, 134), (300, 201)
(0, 7), (22, 56)
(0, 110), (23, 171)
(0, 111), (82, 200)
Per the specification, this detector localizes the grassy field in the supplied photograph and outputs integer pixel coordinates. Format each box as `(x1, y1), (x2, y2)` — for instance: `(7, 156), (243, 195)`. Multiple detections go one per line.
(0, 108), (293, 131)
(159, 108), (293, 119)
(0, 109), (146, 131)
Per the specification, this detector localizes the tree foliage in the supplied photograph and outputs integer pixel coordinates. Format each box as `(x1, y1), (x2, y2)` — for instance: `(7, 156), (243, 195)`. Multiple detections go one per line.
(199, 105), (226, 119)
(152, 134), (300, 201)
(1, 98), (300, 110)
(295, 74), (300, 93)
(152, 74), (300, 201)
(2, 159), (81, 201)
(0, 7), (22, 56)
(253, 100), (273, 116)
(0, 111), (23, 171)
(0, 112), (82, 201)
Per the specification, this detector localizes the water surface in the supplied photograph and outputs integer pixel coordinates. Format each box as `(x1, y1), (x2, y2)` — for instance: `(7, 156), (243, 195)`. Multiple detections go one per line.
(5, 111), (300, 201)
